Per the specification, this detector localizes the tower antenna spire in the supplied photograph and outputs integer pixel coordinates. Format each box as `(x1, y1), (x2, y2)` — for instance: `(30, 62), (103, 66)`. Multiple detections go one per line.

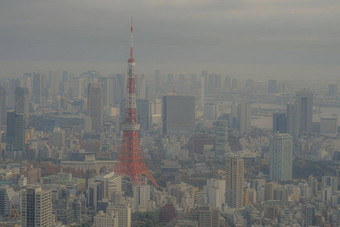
(129, 17), (134, 62)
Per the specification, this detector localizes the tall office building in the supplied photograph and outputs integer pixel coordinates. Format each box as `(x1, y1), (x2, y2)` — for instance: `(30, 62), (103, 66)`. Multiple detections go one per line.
(224, 76), (231, 89)
(0, 85), (6, 125)
(273, 112), (287, 133)
(328, 84), (337, 96)
(4, 79), (20, 109)
(15, 87), (29, 127)
(6, 111), (25, 159)
(21, 186), (53, 227)
(88, 181), (104, 211)
(133, 184), (151, 212)
(87, 83), (104, 132)
(207, 73), (222, 92)
(167, 74), (174, 88)
(286, 103), (298, 140)
(48, 71), (61, 98)
(296, 89), (313, 136)
(269, 133), (293, 182)
(201, 71), (207, 112)
(308, 175), (318, 196)
(97, 76), (110, 106)
(268, 80), (278, 93)
(226, 156), (244, 209)
(188, 206), (220, 227)
(320, 116), (337, 135)
(321, 176), (338, 193)
(215, 120), (231, 159)
(155, 70), (161, 93)
(135, 74), (146, 99)
(109, 203), (132, 227)
(32, 73), (42, 104)
(115, 74), (126, 104)
(264, 182), (278, 201)
(162, 95), (195, 136)
(238, 103), (251, 135)
(204, 179), (226, 209)
(0, 185), (14, 217)
(303, 204), (316, 227)
(231, 78), (238, 90)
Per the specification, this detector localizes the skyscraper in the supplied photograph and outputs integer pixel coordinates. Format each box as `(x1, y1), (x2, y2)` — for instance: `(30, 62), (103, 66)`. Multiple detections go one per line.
(162, 95), (195, 136)
(48, 71), (61, 97)
(6, 111), (25, 159)
(154, 70), (161, 94)
(286, 103), (298, 140)
(133, 184), (151, 212)
(272, 112), (287, 133)
(328, 84), (337, 96)
(0, 185), (14, 218)
(0, 85), (6, 125)
(215, 120), (230, 160)
(201, 71), (207, 112)
(269, 133), (293, 182)
(226, 156), (244, 209)
(238, 102), (251, 135)
(268, 80), (278, 93)
(135, 74), (146, 99)
(15, 87), (29, 127)
(21, 186), (53, 227)
(303, 204), (316, 227)
(32, 73), (41, 104)
(97, 76), (110, 106)
(87, 83), (104, 132)
(296, 89), (313, 136)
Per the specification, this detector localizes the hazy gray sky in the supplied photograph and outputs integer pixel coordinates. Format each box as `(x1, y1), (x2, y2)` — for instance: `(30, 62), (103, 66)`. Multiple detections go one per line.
(1, 0), (340, 79)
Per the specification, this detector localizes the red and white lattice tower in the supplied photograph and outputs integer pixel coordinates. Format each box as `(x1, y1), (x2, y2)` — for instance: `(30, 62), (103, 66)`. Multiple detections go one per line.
(114, 18), (158, 188)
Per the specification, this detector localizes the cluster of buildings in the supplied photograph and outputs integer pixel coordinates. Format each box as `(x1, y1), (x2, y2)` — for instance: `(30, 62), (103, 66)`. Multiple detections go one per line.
(0, 67), (340, 227)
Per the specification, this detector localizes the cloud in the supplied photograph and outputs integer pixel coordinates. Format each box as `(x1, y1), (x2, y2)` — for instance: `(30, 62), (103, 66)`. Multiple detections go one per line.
(0, 0), (340, 78)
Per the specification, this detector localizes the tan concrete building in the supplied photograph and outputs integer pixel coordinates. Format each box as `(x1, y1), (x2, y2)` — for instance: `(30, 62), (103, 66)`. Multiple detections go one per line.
(226, 156), (244, 209)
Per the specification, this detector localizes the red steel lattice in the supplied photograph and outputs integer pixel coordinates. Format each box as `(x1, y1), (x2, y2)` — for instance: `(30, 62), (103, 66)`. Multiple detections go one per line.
(114, 18), (158, 188)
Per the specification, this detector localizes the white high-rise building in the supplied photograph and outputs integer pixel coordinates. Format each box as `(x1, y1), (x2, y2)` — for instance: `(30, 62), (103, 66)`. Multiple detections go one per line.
(93, 211), (118, 227)
(104, 172), (122, 201)
(108, 203), (132, 227)
(269, 133), (293, 182)
(133, 184), (151, 212)
(204, 179), (226, 209)
(21, 186), (53, 227)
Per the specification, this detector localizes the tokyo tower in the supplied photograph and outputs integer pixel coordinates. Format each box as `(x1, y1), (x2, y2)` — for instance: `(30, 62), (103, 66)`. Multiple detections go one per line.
(114, 19), (159, 188)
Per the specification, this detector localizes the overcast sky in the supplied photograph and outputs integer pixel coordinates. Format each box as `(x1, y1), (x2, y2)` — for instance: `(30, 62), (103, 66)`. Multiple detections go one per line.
(0, 0), (340, 80)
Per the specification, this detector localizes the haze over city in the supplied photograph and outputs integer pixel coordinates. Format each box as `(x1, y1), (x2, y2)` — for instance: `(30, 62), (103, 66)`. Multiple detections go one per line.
(2, 1), (340, 227)
(1, 0), (340, 79)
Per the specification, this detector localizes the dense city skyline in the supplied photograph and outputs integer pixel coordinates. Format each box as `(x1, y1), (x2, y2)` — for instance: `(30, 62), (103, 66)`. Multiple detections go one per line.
(2, 1), (340, 226)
